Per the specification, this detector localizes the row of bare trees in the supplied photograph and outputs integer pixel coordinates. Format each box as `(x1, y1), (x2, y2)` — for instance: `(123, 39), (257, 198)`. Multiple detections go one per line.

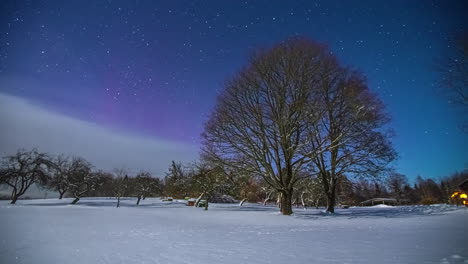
(0, 149), (162, 205)
(1, 149), (464, 210)
(163, 158), (467, 209)
(163, 161), (236, 207)
(202, 38), (396, 214)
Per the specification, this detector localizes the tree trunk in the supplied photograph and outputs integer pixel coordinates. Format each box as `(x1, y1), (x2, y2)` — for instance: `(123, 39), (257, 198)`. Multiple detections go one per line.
(239, 198), (248, 206)
(263, 191), (272, 206)
(280, 190), (293, 215)
(71, 197), (80, 204)
(326, 189), (336, 213)
(136, 196), (142, 206)
(116, 196), (121, 208)
(59, 192), (65, 199)
(300, 192), (306, 210)
(321, 172), (337, 213)
(10, 188), (17, 201)
(195, 192), (205, 207)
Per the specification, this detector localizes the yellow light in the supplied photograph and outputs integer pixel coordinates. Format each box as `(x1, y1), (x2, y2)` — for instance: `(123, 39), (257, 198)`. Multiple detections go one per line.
(451, 192), (459, 198)
(460, 193), (468, 199)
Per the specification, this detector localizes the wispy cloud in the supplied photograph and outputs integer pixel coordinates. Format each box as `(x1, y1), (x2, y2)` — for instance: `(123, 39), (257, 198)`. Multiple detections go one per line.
(0, 93), (198, 176)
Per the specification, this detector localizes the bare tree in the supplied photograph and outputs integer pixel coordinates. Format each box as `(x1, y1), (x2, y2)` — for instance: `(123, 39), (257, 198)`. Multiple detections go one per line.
(133, 171), (161, 205)
(67, 157), (99, 204)
(386, 173), (408, 204)
(202, 39), (332, 215)
(415, 176), (444, 204)
(111, 168), (129, 208)
(47, 155), (71, 199)
(295, 176), (324, 209)
(190, 162), (227, 210)
(219, 166), (260, 204)
(87, 172), (114, 197)
(259, 183), (276, 206)
(164, 161), (189, 198)
(308, 68), (396, 212)
(0, 149), (51, 204)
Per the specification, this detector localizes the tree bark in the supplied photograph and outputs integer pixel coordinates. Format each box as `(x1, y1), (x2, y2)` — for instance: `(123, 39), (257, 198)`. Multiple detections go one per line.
(10, 196), (18, 204)
(280, 190), (293, 215)
(116, 196), (121, 208)
(71, 197), (80, 204)
(59, 192), (65, 200)
(136, 196), (142, 206)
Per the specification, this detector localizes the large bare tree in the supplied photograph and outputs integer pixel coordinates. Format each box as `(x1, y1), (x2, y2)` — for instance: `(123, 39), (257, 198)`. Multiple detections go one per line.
(202, 39), (332, 215)
(203, 38), (395, 214)
(0, 149), (51, 204)
(308, 68), (396, 212)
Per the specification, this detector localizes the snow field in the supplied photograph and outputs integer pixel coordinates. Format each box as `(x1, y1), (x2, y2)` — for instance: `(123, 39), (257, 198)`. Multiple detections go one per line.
(1, 198), (467, 264)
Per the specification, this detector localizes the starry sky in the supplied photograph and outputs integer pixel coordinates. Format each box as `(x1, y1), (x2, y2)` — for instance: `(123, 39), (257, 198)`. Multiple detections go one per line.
(0, 0), (466, 179)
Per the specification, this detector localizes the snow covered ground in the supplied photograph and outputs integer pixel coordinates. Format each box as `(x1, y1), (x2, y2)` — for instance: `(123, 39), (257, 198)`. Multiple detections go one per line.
(1, 198), (467, 264)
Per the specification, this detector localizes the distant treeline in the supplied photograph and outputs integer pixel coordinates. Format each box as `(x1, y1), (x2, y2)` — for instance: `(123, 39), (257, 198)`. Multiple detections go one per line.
(0, 149), (466, 208)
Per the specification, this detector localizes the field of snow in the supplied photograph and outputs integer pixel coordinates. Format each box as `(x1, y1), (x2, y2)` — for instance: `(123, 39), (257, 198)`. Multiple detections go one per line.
(1, 198), (467, 264)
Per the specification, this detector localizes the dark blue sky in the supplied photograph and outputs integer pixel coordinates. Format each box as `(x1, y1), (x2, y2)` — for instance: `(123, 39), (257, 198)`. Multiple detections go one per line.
(0, 0), (466, 179)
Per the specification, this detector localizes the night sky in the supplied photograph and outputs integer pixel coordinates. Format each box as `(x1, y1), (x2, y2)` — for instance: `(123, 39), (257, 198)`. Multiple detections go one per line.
(0, 0), (466, 179)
